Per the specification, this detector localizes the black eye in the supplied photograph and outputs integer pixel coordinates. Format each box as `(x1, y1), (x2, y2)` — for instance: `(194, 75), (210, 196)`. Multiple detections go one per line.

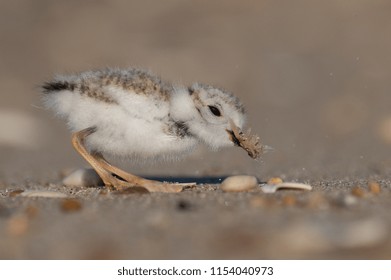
(208, 105), (221, 117)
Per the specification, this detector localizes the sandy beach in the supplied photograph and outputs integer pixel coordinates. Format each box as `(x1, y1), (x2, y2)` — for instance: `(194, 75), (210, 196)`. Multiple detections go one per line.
(1, 0), (391, 259)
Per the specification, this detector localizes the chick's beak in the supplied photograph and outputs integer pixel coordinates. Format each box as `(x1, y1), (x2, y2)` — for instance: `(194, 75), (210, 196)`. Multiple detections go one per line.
(227, 118), (263, 159)
(226, 129), (241, 146)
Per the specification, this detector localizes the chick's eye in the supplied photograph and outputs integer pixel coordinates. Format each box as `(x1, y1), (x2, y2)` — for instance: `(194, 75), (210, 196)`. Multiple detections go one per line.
(208, 105), (221, 117)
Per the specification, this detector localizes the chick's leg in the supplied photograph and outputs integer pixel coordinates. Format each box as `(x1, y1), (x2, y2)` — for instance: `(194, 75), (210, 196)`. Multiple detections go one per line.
(71, 127), (189, 193)
(93, 152), (191, 192)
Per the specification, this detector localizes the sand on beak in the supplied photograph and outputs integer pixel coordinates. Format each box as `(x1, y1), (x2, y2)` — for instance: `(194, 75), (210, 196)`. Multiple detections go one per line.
(227, 119), (263, 159)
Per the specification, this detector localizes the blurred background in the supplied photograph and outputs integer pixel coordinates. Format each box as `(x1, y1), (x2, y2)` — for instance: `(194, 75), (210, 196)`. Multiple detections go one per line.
(1, 0), (391, 183)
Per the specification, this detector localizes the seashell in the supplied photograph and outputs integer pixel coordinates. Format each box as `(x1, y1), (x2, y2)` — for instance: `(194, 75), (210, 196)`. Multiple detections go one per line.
(62, 168), (103, 187)
(261, 182), (312, 193)
(21, 190), (68, 198)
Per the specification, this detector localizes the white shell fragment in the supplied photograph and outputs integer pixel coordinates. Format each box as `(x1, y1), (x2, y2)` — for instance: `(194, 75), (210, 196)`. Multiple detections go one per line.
(261, 182), (312, 193)
(62, 168), (103, 187)
(220, 175), (258, 192)
(21, 191), (68, 198)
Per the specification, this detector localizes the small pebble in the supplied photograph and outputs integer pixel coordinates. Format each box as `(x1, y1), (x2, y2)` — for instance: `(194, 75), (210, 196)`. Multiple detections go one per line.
(21, 190), (68, 198)
(351, 186), (365, 198)
(368, 181), (381, 194)
(267, 177), (283, 185)
(60, 198), (83, 213)
(220, 175), (258, 192)
(261, 182), (312, 193)
(62, 168), (103, 187)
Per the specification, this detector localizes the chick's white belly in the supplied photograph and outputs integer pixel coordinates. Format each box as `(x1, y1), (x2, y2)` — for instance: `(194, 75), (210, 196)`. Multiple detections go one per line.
(86, 117), (197, 158)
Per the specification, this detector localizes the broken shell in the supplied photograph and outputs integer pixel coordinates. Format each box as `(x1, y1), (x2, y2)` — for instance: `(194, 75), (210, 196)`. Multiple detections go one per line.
(220, 175), (258, 192)
(62, 168), (103, 187)
(21, 190), (68, 198)
(261, 182), (312, 193)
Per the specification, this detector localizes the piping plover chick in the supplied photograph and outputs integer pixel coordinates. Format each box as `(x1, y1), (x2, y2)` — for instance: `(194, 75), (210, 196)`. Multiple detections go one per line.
(42, 67), (262, 192)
